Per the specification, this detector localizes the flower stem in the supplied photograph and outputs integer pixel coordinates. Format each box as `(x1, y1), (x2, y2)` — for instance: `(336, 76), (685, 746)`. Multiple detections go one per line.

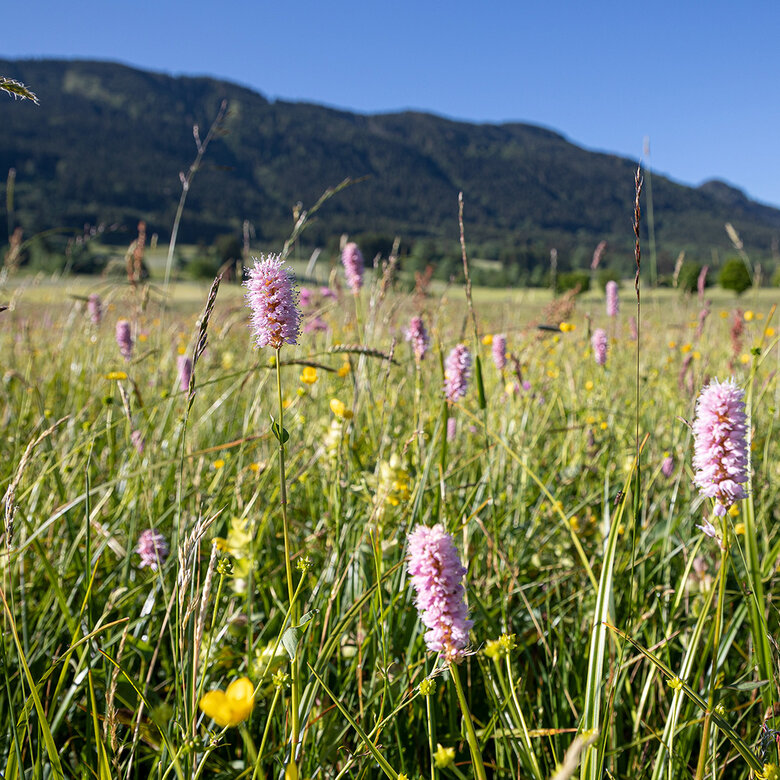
(275, 350), (300, 766)
(449, 663), (487, 780)
(694, 512), (730, 780)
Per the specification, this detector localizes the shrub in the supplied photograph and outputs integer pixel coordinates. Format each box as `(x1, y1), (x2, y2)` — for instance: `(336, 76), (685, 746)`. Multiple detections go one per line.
(557, 270), (590, 295)
(677, 261), (702, 293)
(719, 257), (752, 294)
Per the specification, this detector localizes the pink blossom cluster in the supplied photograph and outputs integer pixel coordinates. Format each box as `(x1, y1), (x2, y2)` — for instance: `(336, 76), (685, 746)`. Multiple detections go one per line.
(244, 254), (301, 349)
(116, 319), (133, 361)
(177, 355), (192, 393)
(444, 344), (472, 402)
(407, 524), (473, 662)
(341, 242), (365, 294)
(136, 528), (168, 570)
(605, 281), (619, 317)
(492, 334), (507, 371)
(405, 316), (429, 363)
(692, 378), (749, 516)
(87, 294), (102, 325)
(591, 329), (608, 366)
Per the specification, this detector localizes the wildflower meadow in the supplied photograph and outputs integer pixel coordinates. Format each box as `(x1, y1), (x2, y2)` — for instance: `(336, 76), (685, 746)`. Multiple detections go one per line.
(2, 203), (780, 780)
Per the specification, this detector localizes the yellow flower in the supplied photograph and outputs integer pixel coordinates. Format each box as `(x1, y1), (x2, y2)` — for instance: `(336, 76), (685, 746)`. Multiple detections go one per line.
(199, 677), (255, 727)
(734, 522), (745, 535)
(759, 763), (780, 780)
(433, 744), (455, 769)
(719, 310), (729, 319)
(337, 360), (351, 377)
(744, 310), (754, 322)
(221, 351), (235, 370)
(740, 353), (751, 365)
(481, 333), (493, 345)
(727, 504), (740, 518)
(283, 398), (292, 410)
(560, 322), (576, 332)
(329, 398), (353, 419)
(300, 366), (318, 384)
(177, 344), (187, 355)
(667, 341), (677, 349)
(585, 380), (594, 391)
(765, 327), (776, 338)
(680, 343), (692, 353)
(104, 371), (128, 380)
(692, 351), (701, 360)
(213, 458), (225, 469)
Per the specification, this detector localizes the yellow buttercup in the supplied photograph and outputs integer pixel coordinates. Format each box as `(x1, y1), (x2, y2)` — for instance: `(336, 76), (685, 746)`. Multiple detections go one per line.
(199, 677), (255, 727)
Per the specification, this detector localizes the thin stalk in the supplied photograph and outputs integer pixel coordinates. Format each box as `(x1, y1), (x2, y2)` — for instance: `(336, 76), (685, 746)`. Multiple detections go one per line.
(274, 350), (300, 766)
(252, 686), (283, 780)
(694, 514), (729, 780)
(449, 663), (487, 780)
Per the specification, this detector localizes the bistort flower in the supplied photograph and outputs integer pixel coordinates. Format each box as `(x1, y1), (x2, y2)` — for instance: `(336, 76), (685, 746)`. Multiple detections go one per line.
(692, 378), (749, 517)
(136, 528), (168, 570)
(405, 315), (429, 363)
(177, 354), (192, 393)
(341, 242), (364, 294)
(407, 524), (473, 663)
(87, 293), (102, 325)
(116, 319), (133, 361)
(444, 344), (472, 402)
(591, 329), (608, 366)
(244, 254), (301, 349)
(605, 281), (619, 317)
(492, 334), (507, 371)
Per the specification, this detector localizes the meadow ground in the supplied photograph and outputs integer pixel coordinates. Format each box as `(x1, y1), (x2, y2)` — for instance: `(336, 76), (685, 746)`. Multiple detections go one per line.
(1, 267), (779, 780)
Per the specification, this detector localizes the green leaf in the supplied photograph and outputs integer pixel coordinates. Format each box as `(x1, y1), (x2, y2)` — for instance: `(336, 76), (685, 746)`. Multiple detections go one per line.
(270, 417), (290, 444)
(282, 609), (318, 660)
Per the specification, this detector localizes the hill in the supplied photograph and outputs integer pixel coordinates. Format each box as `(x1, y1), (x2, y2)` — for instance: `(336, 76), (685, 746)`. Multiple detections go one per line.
(2, 58), (779, 274)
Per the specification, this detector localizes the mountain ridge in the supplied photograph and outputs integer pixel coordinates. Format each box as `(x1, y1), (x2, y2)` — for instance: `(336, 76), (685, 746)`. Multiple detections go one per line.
(1, 57), (779, 272)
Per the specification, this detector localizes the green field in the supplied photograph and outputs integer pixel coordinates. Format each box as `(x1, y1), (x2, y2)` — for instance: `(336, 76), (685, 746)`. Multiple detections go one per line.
(0, 266), (778, 779)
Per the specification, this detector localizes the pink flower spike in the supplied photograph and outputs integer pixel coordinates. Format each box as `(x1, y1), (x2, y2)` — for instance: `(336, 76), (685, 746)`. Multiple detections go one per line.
(591, 329), (608, 366)
(244, 254), (301, 350)
(405, 316), (429, 363)
(492, 334), (507, 371)
(87, 294), (103, 325)
(116, 319), (133, 361)
(136, 528), (168, 570)
(605, 281), (619, 317)
(341, 242), (365, 294)
(692, 378), (749, 518)
(407, 524), (473, 663)
(177, 354), (193, 393)
(444, 344), (472, 402)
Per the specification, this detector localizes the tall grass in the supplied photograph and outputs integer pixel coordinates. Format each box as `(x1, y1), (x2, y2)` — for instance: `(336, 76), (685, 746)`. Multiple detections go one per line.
(0, 259), (778, 778)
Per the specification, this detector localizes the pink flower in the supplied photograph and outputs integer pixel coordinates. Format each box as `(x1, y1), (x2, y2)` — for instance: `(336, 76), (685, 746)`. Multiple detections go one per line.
(692, 378), (749, 517)
(405, 316), (429, 363)
(320, 286), (337, 300)
(341, 242), (365, 294)
(446, 416), (457, 441)
(303, 316), (328, 334)
(492, 334), (507, 371)
(87, 294), (102, 325)
(299, 287), (313, 307)
(661, 453), (674, 478)
(116, 319), (133, 361)
(244, 254), (301, 349)
(591, 329), (608, 366)
(444, 344), (472, 402)
(407, 524), (473, 663)
(177, 355), (192, 393)
(605, 281), (619, 317)
(131, 429), (145, 454)
(697, 265), (709, 300)
(136, 528), (168, 570)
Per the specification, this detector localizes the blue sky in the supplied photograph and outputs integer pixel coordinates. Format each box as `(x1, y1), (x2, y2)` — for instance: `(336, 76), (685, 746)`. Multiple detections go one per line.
(5, 0), (780, 207)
